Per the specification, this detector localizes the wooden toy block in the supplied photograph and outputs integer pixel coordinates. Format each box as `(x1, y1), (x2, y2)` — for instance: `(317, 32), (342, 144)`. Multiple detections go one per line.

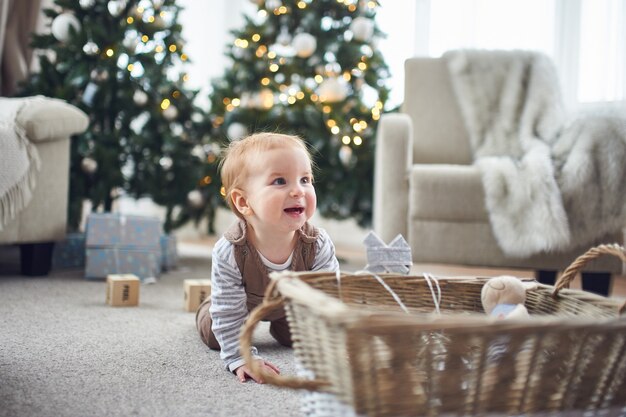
(106, 274), (140, 307)
(184, 279), (211, 312)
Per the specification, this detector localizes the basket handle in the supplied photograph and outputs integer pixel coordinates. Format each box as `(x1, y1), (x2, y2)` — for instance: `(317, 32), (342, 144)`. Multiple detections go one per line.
(552, 244), (626, 312)
(239, 278), (329, 390)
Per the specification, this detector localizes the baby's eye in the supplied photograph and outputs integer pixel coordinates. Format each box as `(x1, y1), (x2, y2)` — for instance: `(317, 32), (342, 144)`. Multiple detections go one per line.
(271, 177), (286, 185)
(300, 176), (312, 184)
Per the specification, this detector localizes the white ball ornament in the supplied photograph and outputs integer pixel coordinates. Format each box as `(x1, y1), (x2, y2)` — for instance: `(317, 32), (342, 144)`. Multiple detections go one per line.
(350, 16), (374, 42)
(82, 41), (99, 56)
(79, 0), (96, 9)
(163, 105), (178, 120)
(317, 77), (349, 103)
(110, 187), (124, 199)
(276, 28), (292, 46)
(266, 0), (282, 10)
(107, 0), (125, 17)
(227, 122), (248, 141)
(292, 33), (316, 58)
(187, 190), (204, 209)
(133, 90), (148, 106)
(159, 156), (173, 170)
(339, 145), (353, 167)
(51, 13), (81, 43)
(81, 157), (98, 174)
(232, 47), (245, 59)
(123, 33), (140, 52)
(90, 68), (109, 81)
(191, 145), (205, 159)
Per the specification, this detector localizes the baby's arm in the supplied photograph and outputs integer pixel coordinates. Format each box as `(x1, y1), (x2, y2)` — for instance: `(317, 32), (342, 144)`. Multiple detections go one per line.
(209, 243), (257, 373)
(210, 241), (279, 383)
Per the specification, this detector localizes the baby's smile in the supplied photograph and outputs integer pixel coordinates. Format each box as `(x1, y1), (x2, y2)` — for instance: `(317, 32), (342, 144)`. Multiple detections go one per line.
(284, 206), (305, 215)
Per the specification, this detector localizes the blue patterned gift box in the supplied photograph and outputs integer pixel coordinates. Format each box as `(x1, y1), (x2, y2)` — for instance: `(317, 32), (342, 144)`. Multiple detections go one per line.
(52, 233), (86, 269)
(86, 213), (161, 248)
(85, 213), (162, 280)
(86, 248), (160, 280)
(160, 234), (178, 270)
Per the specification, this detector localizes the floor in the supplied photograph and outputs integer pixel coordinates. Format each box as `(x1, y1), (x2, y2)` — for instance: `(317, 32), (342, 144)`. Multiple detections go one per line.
(1, 236), (623, 299)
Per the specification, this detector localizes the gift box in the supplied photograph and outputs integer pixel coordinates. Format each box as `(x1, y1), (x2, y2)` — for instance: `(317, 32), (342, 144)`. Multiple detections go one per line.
(86, 213), (161, 248)
(52, 232), (86, 269)
(85, 213), (162, 280)
(160, 234), (178, 270)
(86, 248), (160, 280)
(106, 274), (140, 307)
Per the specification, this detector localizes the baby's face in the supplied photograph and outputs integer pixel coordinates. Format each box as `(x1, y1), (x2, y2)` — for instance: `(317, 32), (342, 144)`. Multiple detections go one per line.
(242, 146), (316, 233)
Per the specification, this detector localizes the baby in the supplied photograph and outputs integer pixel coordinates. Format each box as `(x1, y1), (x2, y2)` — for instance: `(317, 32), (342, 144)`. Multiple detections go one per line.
(196, 132), (340, 383)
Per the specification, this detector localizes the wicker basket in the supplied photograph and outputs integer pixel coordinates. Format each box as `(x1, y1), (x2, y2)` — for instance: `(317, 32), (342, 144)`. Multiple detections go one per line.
(241, 244), (626, 417)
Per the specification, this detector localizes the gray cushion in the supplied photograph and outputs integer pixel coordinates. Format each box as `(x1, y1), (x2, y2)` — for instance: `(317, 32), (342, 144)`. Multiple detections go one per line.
(409, 164), (488, 222)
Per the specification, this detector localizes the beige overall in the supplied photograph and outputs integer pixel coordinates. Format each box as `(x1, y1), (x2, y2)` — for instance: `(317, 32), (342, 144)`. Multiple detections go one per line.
(196, 220), (318, 350)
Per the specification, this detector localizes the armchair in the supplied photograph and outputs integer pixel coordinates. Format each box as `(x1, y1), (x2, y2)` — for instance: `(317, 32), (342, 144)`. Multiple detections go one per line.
(0, 96), (88, 275)
(373, 56), (624, 294)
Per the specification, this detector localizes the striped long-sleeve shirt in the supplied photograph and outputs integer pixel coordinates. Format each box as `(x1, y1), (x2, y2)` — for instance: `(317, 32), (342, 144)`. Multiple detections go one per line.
(209, 227), (340, 372)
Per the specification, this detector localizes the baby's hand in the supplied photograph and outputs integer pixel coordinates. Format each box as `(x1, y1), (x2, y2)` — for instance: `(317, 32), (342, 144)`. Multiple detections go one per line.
(235, 359), (280, 384)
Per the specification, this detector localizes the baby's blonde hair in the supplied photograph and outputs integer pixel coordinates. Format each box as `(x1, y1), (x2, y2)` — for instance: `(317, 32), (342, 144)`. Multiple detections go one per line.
(220, 132), (313, 218)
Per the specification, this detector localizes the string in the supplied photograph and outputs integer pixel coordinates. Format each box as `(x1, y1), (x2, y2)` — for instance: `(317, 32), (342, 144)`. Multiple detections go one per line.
(335, 269), (343, 302)
(423, 273), (442, 315)
(354, 270), (410, 314)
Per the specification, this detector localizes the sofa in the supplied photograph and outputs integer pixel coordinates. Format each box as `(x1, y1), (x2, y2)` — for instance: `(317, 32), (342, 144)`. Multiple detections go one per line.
(373, 56), (624, 295)
(0, 96), (88, 275)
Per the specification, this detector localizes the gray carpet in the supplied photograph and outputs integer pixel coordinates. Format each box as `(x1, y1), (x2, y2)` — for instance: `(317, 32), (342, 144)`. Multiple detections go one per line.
(0, 246), (306, 417)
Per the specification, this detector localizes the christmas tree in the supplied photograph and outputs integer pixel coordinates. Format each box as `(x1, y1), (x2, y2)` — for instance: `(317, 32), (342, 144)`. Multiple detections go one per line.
(202, 0), (391, 227)
(19, 0), (214, 233)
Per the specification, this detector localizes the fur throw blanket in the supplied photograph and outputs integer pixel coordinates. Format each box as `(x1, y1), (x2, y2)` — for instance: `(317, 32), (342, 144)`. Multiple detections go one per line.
(445, 49), (626, 257)
(0, 99), (40, 231)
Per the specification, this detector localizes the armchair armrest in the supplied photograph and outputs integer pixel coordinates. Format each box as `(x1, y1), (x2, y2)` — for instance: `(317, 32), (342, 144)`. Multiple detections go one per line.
(373, 113), (412, 242)
(2, 96), (89, 143)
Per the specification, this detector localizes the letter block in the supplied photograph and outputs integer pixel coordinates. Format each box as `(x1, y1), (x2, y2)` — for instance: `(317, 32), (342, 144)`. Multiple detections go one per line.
(184, 279), (211, 312)
(106, 274), (140, 307)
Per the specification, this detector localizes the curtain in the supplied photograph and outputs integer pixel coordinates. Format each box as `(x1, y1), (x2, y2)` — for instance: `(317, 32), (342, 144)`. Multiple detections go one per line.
(376, 0), (626, 108)
(0, 0), (44, 96)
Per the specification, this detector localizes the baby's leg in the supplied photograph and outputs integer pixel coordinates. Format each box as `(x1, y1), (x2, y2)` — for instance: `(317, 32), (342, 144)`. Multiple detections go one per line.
(269, 317), (293, 347)
(195, 297), (220, 350)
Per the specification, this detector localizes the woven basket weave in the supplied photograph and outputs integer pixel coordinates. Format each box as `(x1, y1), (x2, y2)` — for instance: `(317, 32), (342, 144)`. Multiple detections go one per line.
(241, 244), (626, 417)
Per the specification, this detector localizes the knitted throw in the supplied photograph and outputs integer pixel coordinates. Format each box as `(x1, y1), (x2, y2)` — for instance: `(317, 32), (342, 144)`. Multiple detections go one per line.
(0, 100), (40, 231)
(445, 49), (626, 257)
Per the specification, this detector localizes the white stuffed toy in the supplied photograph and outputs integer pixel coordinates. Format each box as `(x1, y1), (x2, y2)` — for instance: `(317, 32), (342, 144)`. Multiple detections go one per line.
(481, 275), (530, 320)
